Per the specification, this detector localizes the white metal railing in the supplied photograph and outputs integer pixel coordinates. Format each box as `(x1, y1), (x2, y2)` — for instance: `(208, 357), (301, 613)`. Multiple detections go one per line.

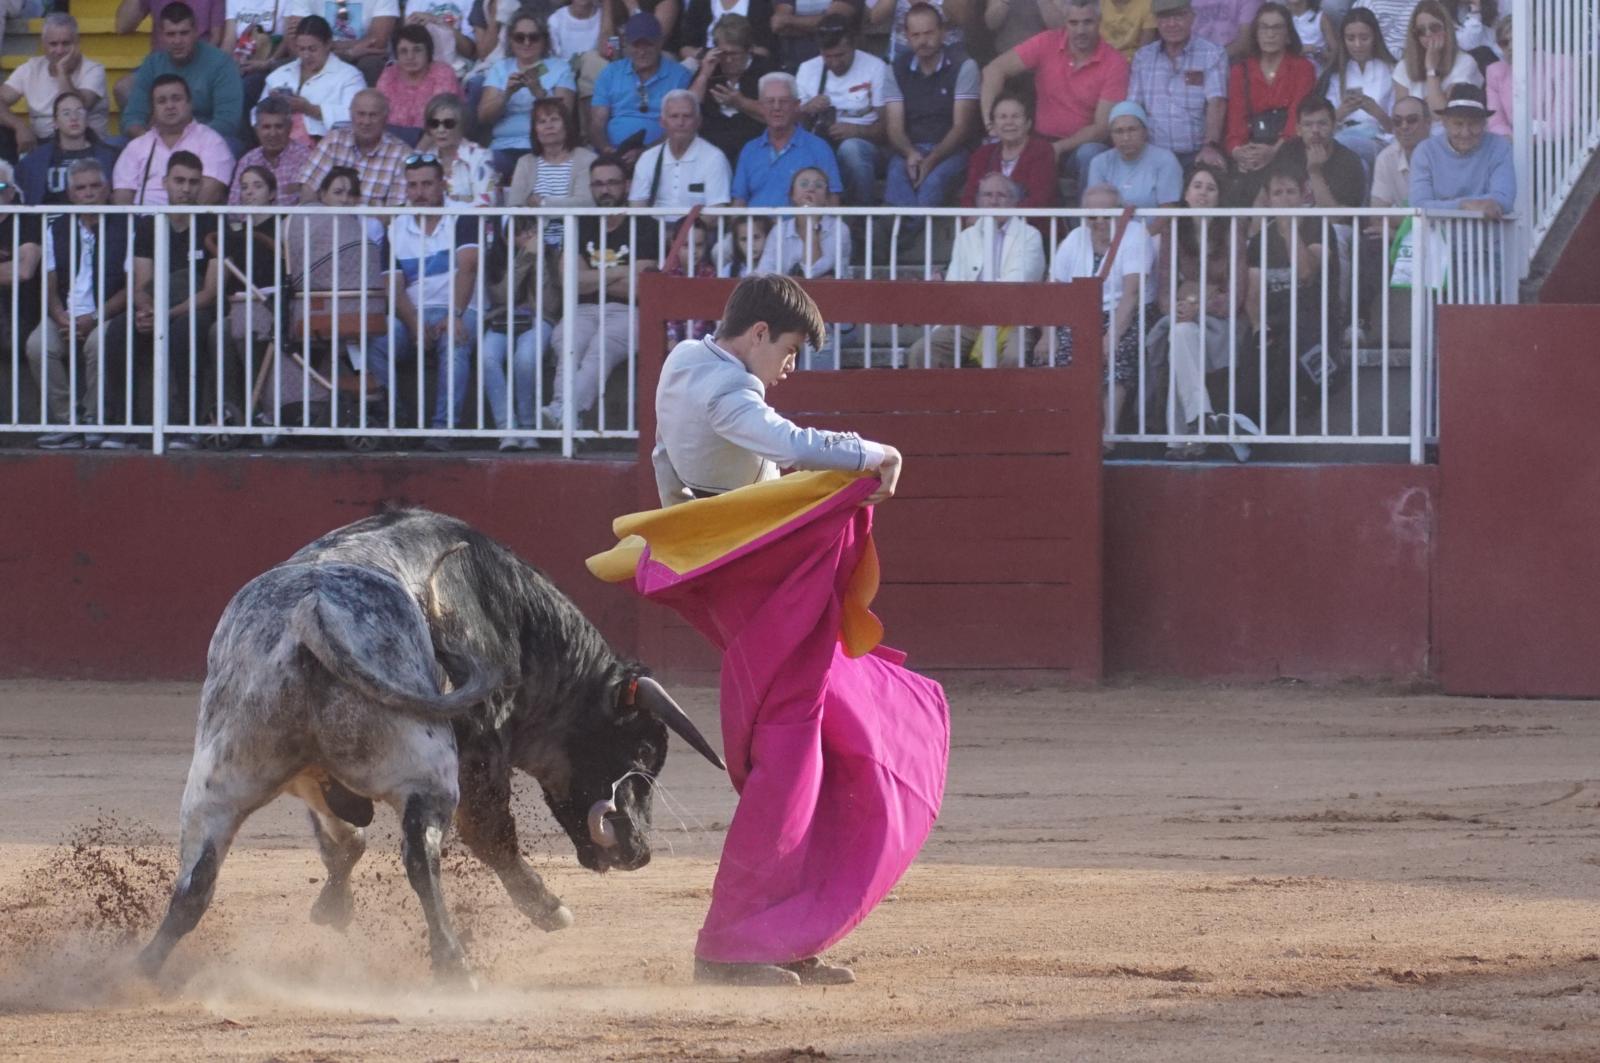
(1512, 0), (1600, 270)
(1, 205), (1515, 463)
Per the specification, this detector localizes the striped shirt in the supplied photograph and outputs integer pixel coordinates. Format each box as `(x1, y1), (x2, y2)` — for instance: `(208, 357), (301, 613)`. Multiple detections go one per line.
(535, 160), (574, 245)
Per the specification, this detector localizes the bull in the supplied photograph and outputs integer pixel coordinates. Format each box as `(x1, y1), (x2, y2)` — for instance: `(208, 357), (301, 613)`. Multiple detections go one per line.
(137, 509), (723, 985)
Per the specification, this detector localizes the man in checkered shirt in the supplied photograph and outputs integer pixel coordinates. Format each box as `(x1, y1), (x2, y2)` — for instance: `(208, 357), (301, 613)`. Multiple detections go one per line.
(299, 87), (409, 205)
(1128, 0), (1230, 171)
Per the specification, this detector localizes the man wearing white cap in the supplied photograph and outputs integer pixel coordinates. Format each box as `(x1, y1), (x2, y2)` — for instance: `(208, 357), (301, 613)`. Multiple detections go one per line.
(1408, 83), (1514, 218)
(1086, 99), (1182, 206)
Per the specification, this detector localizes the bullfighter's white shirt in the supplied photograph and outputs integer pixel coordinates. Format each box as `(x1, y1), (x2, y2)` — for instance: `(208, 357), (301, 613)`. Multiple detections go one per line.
(653, 335), (887, 507)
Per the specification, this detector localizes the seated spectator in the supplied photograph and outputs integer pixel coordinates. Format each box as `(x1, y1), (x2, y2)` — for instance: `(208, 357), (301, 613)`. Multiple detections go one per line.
(795, 14), (892, 206)
(730, 72), (843, 207)
(1483, 15), (1510, 136)
(367, 155), (482, 443)
(123, 3), (246, 146)
(628, 89), (732, 215)
(541, 154), (660, 430)
(377, 25), (462, 144)
(311, 0), (400, 85)
(0, 162), (43, 398)
(16, 91), (123, 207)
(1445, 0), (1500, 64)
(1352, 0), (1417, 60)
(300, 88), (412, 205)
(772, 0), (857, 69)
(600, 0), (684, 55)
(1128, 0), (1228, 171)
(662, 215), (718, 346)
(102, 151), (225, 447)
(418, 93), (499, 205)
(1100, 0), (1159, 59)
(547, 0), (607, 116)
(1086, 100), (1182, 206)
(1151, 161), (1254, 457)
(757, 165), (852, 278)
(1321, 7), (1395, 172)
(261, 15), (368, 139)
(479, 214), (555, 451)
(1393, 0), (1482, 120)
(35, 168), (137, 450)
(1191, 0), (1261, 58)
(223, 0), (296, 107)
(867, 0), (966, 62)
(480, 11), (579, 178)
(1287, 0), (1335, 71)
(1242, 158), (1340, 431)
(1369, 96), (1428, 206)
(229, 96), (313, 204)
(715, 214), (768, 276)
(1408, 83), (1513, 217)
(959, 92), (1059, 213)
(1237, 93), (1365, 204)
(689, 15), (775, 167)
(282, 166), (385, 324)
(0, 14), (111, 159)
(981, 0), (1129, 196)
(401, 0), (479, 78)
(884, 4), (980, 213)
(1035, 184), (1155, 433)
(214, 164), (283, 410)
(590, 14), (693, 163)
(113, 75), (235, 204)
(118, 0), (227, 48)
(675, 0), (775, 65)
(907, 172), (1046, 368)
(507, 97), (599, 231)
(1225, 2), (1317, 184)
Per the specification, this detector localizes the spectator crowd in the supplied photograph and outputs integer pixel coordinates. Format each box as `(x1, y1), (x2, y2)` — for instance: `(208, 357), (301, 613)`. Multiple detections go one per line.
(0, 0), (1520, 454)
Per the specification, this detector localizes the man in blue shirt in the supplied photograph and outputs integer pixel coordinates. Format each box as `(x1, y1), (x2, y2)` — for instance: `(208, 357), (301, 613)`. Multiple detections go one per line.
(589, 13), (692, 166)
(730, 71), (842, 207)
(1409, 85), (1516, 219)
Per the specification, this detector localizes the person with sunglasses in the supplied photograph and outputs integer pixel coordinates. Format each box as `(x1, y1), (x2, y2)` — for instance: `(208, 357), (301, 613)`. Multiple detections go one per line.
(418, 93), (498, 204)
(259, 14), (368, 138)
(480, 11), (578, 179)
(1393, 0), (1481, 121)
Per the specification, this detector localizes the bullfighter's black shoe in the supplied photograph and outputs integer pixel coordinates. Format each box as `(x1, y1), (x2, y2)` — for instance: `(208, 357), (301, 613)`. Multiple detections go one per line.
(693, 958), (802, 987)
(781, 957), (856, 985)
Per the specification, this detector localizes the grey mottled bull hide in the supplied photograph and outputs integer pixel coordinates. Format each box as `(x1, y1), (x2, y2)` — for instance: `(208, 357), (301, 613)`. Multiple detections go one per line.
(138, 510), (723, 986)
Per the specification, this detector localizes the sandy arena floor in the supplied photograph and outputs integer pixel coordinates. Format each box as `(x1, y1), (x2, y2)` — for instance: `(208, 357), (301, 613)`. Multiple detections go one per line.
(2, 678), (1600, 1061)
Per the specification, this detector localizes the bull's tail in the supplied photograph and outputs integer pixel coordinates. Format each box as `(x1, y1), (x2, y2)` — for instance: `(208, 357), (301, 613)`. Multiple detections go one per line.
(291, 566), (501, 718)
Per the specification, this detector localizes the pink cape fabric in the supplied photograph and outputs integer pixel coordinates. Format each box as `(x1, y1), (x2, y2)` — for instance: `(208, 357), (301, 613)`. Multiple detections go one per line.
(633, 477), (951, 964)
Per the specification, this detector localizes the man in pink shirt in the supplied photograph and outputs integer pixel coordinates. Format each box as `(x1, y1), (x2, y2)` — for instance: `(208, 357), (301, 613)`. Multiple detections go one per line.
(980, 0), (1129, 198)
(112, 74), (235, 204)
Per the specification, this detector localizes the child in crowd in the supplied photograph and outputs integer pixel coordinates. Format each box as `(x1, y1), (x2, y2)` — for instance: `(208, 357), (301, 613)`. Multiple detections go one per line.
(718, 216), (770, 278)
(1287, 0), (1336, 71)
(664, 215), (718, 346)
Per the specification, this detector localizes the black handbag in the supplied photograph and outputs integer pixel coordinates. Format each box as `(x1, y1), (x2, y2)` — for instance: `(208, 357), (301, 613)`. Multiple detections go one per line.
(1242, 64), (1289, 145)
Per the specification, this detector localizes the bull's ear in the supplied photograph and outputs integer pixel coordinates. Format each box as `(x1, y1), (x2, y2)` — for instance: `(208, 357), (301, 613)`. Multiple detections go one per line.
(635, 677), (726, 772)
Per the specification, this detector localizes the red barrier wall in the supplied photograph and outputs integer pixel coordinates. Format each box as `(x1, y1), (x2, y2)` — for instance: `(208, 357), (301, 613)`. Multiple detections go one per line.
(1103, 463), (1436, 681)
(1538, 196), (1600, 304)
(0, 453), (635, 679)
(1436, 305), (1600, 696)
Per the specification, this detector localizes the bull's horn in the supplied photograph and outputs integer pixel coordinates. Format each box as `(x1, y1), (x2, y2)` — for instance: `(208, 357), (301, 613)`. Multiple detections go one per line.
(587, 799), (619, 849)
(636, 677), (727, 772)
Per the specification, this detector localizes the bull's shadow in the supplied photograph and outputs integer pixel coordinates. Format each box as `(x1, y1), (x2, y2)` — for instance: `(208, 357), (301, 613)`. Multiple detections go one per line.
(136, 509), (724, 987)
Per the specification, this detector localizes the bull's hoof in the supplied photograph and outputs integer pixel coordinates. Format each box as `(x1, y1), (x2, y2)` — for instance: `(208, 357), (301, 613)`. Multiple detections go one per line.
(309, 885), (354, 930)
(433, 963), (480, 993)
(532, 904), (575, 932)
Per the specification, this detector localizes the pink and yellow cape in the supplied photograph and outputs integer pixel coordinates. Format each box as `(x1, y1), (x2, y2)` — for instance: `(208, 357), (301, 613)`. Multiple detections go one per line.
(588, 471), (951, 964)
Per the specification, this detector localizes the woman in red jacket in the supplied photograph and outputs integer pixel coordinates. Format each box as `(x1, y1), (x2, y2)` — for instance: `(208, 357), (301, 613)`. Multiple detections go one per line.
(960, 92), (1060, 213)
(1225, 2), (1317, 181)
